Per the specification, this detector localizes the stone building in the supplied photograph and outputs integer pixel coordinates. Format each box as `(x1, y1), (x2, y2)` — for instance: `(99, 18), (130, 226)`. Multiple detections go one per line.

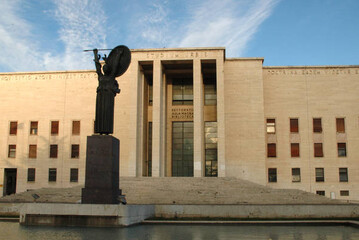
(1, 47), (358, 200)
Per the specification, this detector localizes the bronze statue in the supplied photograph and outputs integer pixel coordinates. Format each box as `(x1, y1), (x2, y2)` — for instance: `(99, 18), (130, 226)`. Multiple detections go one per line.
(93, 46), (131, 134)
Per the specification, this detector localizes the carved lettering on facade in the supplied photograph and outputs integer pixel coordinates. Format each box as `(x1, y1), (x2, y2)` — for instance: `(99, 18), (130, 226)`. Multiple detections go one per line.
(266, 68), (359, 75)
(145, 51), (210, 60)
(171, 108), (194, 119)
(0, 72), (97, 82)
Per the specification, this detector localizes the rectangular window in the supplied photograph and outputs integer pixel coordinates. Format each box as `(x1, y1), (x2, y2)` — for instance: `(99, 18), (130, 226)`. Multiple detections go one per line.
(337, 143), (347, 157)
(336, 118), (345, 133)
(172, 122), (194, 177)
(268, 168), (277, 182)
(71, 144), (80, 158)
(290, 118), (299, 133)
(292, 168), (301, 182)
(291, 143), (300, 157)
(148, 78), (153, 106)
(172, 78), (193, 105)
(339, 168), (348, 182)
(267, 143), (276, 157)
(314, 143), (323, 157)
(70, 168), (79, 182)
(48, 168), (57, 182)
(10, 121), (17, 135)
(51, 121), (59, 135)
(266, 119), (275, 134)
(315, 168), (324, 182)
(29, 145), (37, 158)
(313, 118), (322, 133)
(27, 168), (35, 182)
(147, 122), (152, 176)
(340, 190), (349, 196)
(204, 78), (217, 105)
(205, 122), (218, 177)
(316, 191), (325, 196)
(50, 145), (58, 158)
(72, 121), (80, 135)
(30, 121), (38, 135)
(8, 145), (16, 158)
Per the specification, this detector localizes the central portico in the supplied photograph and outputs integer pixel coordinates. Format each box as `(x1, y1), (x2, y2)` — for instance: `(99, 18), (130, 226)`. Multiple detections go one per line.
(127, 48), (226, 177)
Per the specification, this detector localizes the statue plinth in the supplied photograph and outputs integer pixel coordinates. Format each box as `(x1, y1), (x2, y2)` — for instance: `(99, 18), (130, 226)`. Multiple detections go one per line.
(82, 135), (120, 204)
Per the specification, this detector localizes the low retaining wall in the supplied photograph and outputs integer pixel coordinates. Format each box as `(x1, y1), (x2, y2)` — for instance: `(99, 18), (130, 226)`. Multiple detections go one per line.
(0, 203), (23, 217)
(19, 203), (155, 227)
(155, 204), (359, 219)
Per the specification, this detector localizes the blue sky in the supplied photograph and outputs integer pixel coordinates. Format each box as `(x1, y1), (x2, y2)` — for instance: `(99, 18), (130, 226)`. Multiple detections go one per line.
(0, 0), (358, 72)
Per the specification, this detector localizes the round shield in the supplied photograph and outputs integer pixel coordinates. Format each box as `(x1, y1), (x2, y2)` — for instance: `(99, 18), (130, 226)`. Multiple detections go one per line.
(106, 45), (131, 77)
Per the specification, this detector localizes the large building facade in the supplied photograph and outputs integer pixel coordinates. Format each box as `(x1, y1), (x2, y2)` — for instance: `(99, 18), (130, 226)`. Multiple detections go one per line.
(1, 47), (358, 200)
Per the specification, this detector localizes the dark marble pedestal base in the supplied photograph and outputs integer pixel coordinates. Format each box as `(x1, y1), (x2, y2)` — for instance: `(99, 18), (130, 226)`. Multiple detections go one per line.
(82, 135), (120, 204)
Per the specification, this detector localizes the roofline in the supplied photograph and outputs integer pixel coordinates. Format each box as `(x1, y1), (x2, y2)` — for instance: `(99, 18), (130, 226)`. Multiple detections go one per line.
(226, 57), (264, 63)
(264, 65), (359, 69)
(130, 47), (226, 52)
(0, 69), (94, 75)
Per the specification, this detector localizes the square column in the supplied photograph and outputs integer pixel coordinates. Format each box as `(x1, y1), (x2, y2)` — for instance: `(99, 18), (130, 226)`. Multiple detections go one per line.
(216, 57), (226, 177)
(152, 60), (165, 177)
(193, 59), (204, 177)
(128, 62), (144, 176)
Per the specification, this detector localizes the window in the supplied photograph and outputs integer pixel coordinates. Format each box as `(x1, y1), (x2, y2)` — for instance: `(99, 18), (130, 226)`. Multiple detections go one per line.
(290, 118), (299, 133)
(27, 168), (35, 182)
(268, 168), (277, 182)
(70, 168), (78, 182)
(48, 168), (57, 182)
(71, 144), (80, 158)
(172, 78), (193, 105)
(267, 143), (276, 157)
(340, 190), (349, 196)
(72, 121), (80, 135)
(9, 121), (17, 135)
(266, 119), (275, 133)
(315, 168), (324, 182)
(205, 122), (218, 177)
(313, 118), (322, 133)
(8, 145), (16, 158)
(29, 145), (37, 158)
(291, 143), (300, 157)
(339, 168), (348, 182)
(147, 122), (152, 177)
(314, 143), (323, 157)
(148, 77), (153, 106)
(30, 121), (38, 135)
(292, 168), (301, 182)
(51, 121), (59, 135)
(336, 118), (345, 133)
(337, 143), (347, 157)
(204, 78), (217, 105)
(50, 145), (58, 158)
(316, 191), (325, 196)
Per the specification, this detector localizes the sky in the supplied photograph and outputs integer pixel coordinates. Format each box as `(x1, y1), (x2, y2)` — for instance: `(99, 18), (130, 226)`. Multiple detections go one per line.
(0, 0), (358, 72)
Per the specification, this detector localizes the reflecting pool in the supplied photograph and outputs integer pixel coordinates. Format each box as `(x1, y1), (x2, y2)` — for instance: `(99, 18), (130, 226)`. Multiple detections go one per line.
(1, 222), (359, 240)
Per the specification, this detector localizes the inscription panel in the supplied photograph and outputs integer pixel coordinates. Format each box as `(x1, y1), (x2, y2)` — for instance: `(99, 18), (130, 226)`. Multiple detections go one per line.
(265, 68), (359, 76)
(171, 108), (194, 120)
(0, 72), (97, 82)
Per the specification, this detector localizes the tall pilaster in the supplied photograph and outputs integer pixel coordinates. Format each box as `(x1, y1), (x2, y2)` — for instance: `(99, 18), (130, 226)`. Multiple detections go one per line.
(193, 59), (204, 177)
(152, 60), (165, 177)
(216, 56), (226, 177)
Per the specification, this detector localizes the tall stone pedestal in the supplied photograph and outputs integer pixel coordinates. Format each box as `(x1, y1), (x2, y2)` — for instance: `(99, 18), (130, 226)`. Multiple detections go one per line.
(82, 135), (120, 204)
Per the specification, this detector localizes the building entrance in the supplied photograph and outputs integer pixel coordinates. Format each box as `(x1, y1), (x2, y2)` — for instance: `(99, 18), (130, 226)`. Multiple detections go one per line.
(3, 168), (17, 196)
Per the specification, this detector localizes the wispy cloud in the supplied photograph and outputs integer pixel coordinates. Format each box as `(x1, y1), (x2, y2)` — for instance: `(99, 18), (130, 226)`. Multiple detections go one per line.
(176, 0), (279, 56)
(0, 0), (107, 72)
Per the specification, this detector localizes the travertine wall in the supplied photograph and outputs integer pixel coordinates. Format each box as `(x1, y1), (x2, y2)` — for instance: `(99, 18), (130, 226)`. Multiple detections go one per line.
(223, 59), (266, 184)
(263, 67), (359, 200)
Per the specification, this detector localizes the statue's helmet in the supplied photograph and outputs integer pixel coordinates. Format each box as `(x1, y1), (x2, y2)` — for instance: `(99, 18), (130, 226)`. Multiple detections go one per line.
(103, 64), (112, 75)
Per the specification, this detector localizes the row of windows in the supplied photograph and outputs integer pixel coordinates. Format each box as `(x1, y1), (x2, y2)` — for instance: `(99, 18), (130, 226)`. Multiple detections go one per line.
(316, 190), (349, 197)
(266, 118), (346, 134)
(268, 167), (349, 183)
(9, 121), (81, 136)
(8, 144), (80, 159)
(27, 168), (78, 182)
(267, 142), (347, 158)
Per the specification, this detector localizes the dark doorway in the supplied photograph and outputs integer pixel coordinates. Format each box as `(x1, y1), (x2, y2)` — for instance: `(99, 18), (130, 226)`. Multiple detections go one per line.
(4, 168), (17, 196)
